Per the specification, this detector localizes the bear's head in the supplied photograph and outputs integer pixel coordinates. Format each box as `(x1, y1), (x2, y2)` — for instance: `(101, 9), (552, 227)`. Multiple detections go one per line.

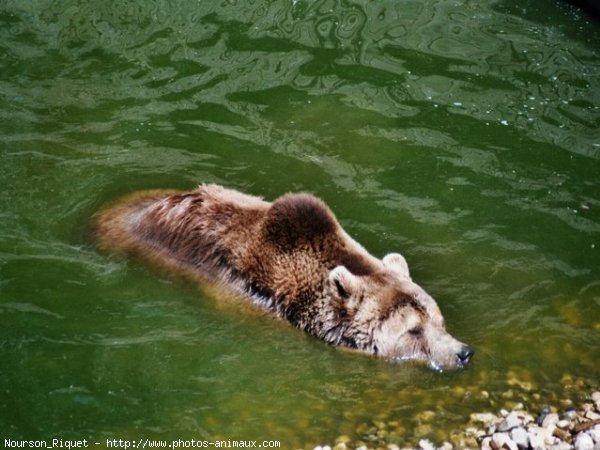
(328, 253), (473, 370)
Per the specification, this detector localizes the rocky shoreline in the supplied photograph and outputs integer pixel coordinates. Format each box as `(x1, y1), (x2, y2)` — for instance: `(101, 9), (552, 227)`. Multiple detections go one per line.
(312, 391), (600, 450)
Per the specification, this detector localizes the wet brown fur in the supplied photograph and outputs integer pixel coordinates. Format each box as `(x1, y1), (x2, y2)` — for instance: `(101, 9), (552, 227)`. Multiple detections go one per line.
(92, 184), (470, 367)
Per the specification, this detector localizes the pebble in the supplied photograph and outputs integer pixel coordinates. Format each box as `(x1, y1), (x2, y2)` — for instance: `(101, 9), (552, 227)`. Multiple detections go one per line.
(528, 428), (546, 450)
(542, 413), (560, 430)
(589, 425), (600, 443)
(529, 425), (555, 447)
(574, 432), (594, 450)
(335, 435), (351, 444)
(417, 439), (435, 450)
(499, 411), (522, 431)
(552, 442), (573, 450)
(471, 412), (498, 425)
(481, 436), (493, 450)
(510, 426), (529, 448)
(553, 426), (571, 442)
(585, 411), (600, 421)
(416, 410), (436, 423)
(491, 432), (518, 450)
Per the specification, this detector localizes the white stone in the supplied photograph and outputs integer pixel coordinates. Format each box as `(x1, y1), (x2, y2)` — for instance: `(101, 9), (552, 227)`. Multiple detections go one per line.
(585, 411), (600, 421)
(543, 413), (560, 429)
(591, 391), (600, 410)
(529, 425), (554, 450)
(529, 431), (545, 450)
(550, 442), (573, 450)
(492, 432), (518, 450)
(564, 410), (578, 420)
(574, 432), (594, 450)
(557, 420), (571, 429)
(499, 412), (522, 431)
(418, 439), (436, 450)
(588, 424), (600, 443)
(510, 426), (529, 448)
(481, 437), (492, 450)
(522, 414), (536, 425)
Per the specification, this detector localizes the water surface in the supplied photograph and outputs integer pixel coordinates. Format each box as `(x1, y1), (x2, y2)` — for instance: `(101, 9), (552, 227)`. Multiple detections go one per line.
(1, 0), (599, 448)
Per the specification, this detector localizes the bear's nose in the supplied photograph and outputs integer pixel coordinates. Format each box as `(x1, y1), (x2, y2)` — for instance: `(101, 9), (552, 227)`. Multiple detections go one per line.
(457, 346), (474, 366)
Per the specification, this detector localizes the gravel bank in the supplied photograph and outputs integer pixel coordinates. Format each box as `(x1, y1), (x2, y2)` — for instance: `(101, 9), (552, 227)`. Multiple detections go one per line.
(312, 390), (600, 450)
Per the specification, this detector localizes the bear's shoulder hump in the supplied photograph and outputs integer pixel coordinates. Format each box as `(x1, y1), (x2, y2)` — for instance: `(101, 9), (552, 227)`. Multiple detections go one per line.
(263, 193), (338, 246)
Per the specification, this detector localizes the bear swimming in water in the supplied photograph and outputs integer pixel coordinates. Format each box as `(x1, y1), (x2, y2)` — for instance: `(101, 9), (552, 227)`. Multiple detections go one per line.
(93, 184), (473, 370)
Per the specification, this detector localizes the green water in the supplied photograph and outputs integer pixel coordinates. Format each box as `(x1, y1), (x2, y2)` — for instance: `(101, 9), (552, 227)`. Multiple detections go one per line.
(1, 0), (599, 448)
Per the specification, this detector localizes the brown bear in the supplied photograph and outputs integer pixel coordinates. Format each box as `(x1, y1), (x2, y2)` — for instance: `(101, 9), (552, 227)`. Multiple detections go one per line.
(93, 184), (473, 370)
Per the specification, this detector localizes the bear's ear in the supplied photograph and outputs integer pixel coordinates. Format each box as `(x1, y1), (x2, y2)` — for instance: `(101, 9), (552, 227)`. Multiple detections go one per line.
(382, 253), (410, 279)
(328, 266), (359, 300)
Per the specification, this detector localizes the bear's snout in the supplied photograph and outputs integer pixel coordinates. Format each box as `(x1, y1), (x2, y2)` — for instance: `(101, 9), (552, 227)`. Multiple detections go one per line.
(456, 345), (475, 367)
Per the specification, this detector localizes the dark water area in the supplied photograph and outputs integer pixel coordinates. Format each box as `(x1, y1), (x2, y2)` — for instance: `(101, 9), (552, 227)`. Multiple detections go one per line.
(0, 0), (599, 448)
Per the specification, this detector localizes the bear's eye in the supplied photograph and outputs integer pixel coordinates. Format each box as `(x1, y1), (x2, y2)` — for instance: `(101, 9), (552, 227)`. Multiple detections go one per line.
(334, 279), (349, 298)
(408, 326), (423, 337)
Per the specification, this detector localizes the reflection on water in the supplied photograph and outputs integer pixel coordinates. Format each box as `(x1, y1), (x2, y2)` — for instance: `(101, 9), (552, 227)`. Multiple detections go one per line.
(0, 0), (599, 447)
